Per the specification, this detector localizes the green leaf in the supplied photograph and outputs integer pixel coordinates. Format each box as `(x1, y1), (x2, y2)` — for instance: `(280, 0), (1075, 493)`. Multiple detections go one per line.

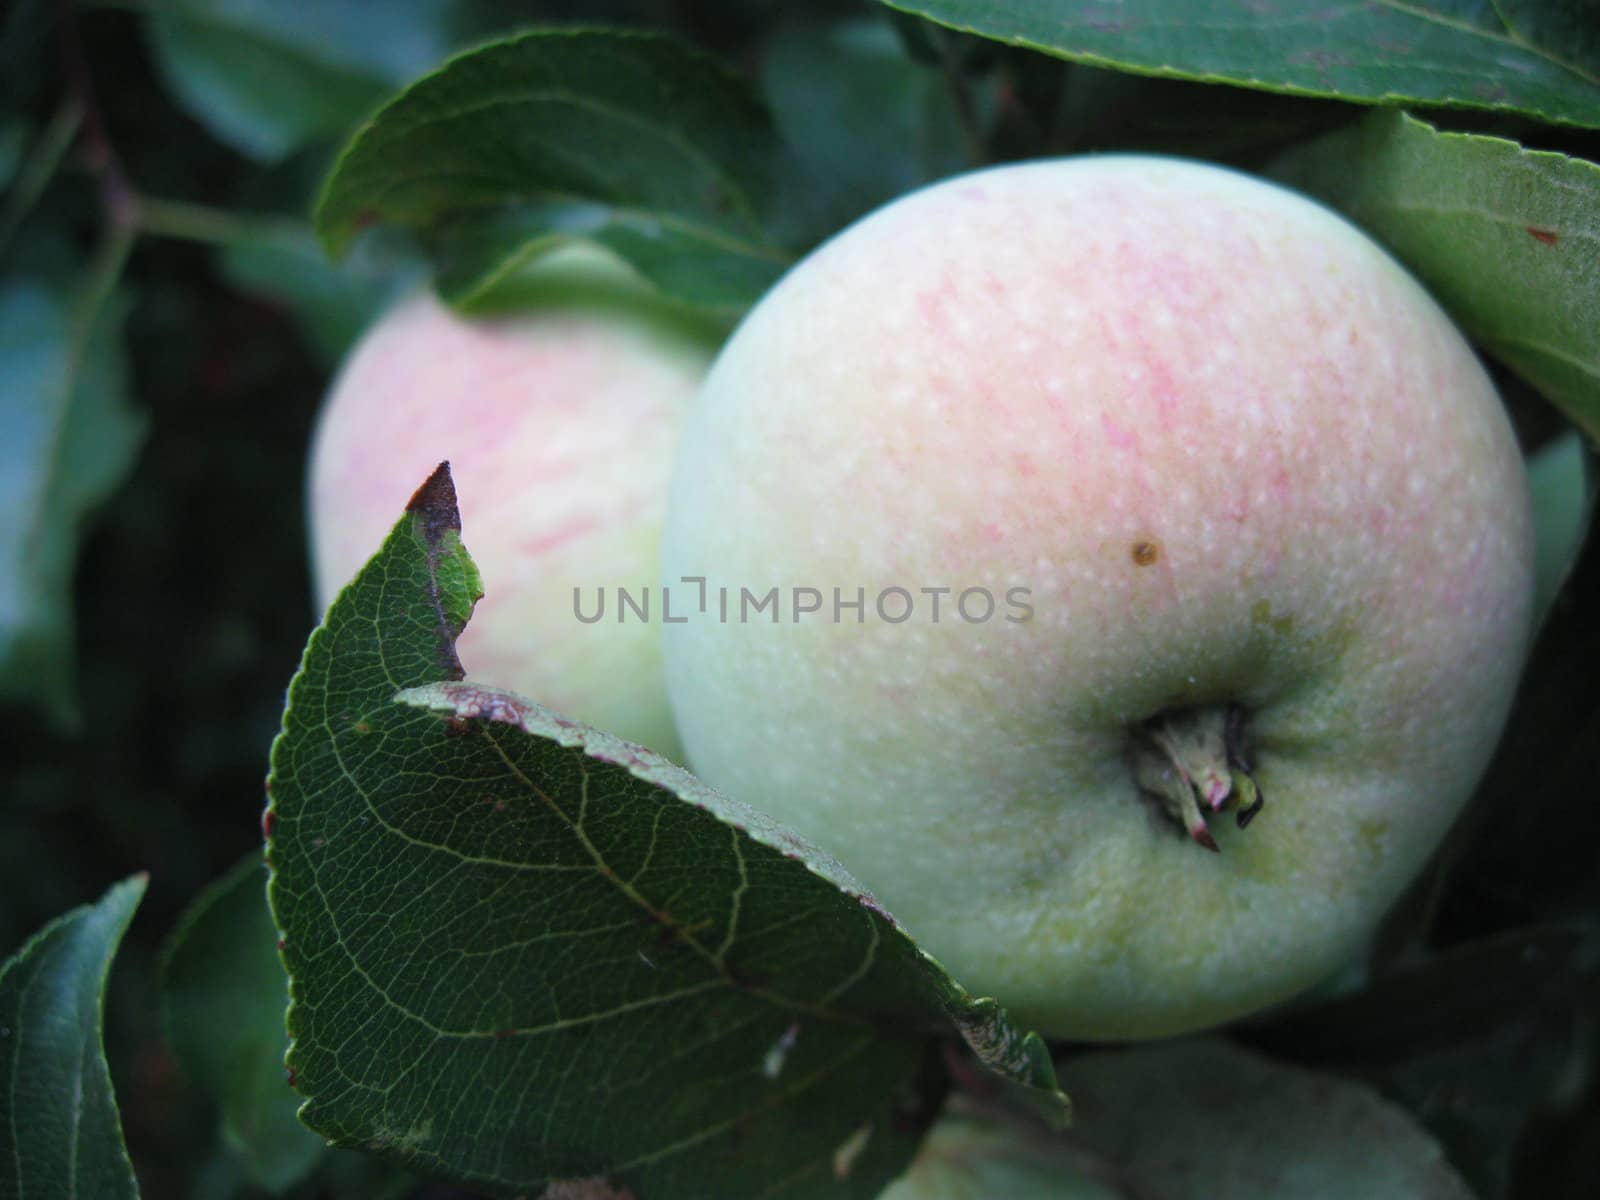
(1529, 432), (1594, 627)
(1060, 1038), (1476, 1198)
(161, 855), (325, 1194)
(314, 28), (792, 314)
(144, 0), (459, 161)
(0, 277), (145, 731)
(1240, 925), (1596, 1200)
(1354, 979), (1594, 1200)
(266, 463), (1064, 1199)
(0, 874), (148, 1200)
(0, 0), (54, 116)
(761, 17), (972, 248)
(881, 0), (1600, 127)
(220, 223), (424, 365)
(301, 1149), (420, 1200)
(1273, 110), (1600, 439)
(0, 106), (83, 253)
(0, 119), (23, 192)
(1243, 925), (1588, 1067)
(980, 51), (1347, 166)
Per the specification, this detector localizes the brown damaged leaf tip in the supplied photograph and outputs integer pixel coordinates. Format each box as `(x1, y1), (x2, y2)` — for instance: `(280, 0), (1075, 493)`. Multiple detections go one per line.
(406, 461), (461, 535)
(406, 461), (472, 682)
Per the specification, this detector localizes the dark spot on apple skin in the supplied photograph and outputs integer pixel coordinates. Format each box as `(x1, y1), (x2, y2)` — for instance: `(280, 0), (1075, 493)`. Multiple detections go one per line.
(1131, 539), (1161, 567)
(1527, 227), (1558, 245)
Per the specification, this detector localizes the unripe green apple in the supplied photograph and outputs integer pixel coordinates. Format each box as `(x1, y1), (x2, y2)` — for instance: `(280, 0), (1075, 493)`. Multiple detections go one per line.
(309, 245), (718, 760)
(661, 156), (1534, 1040)
(880, 1104), (1117, 1200)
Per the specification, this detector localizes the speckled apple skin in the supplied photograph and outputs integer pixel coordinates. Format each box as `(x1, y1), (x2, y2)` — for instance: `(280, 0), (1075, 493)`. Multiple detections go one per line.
(310, 247), (716, 761)
(661, 157), (1535, 1039)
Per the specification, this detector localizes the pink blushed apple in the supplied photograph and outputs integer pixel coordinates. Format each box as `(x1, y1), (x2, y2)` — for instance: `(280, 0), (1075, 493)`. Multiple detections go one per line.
(310, 246), (719, 760)
(661, 156), (1534, 1039)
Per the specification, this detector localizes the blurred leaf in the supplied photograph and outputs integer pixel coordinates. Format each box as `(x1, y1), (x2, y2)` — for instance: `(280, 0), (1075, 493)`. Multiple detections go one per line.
(0, 0), (54, 115)
(1060, 1039), (1476, 1199)
(882, 0), (1600, 127)
(0, 105), (83, 253)
(1528, 431), (1594, 626)
(300, 1148), (420, 1200)
(0, 874), (147, 1200)
(315, 27), (792, 314)
(1443, 529), (1600, 921)
(1354, 1001), (1592, 1200)
(761, 17), (973, 247)
(880, 1102), (1119, 1199)
(220, 223), (424, 364)
(0, 120), (22, 191)
(161, 854), (324, 1194)
(1511, 1095), (1600, 1200)
(1242, 925), (1587, 1066)
(266, 464), (1064, 1198)
(1274, 110), (1600, 439)
(0, 277), (145, 731)
(144, 0), (460, 162)
(1239, 926), (1597, 1200)
(982, 49), (1348, 165)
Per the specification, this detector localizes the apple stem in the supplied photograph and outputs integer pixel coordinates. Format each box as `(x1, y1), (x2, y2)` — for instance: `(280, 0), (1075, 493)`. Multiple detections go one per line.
(1132, 705), (1263, 849)
(1224, 705), (1265, 828)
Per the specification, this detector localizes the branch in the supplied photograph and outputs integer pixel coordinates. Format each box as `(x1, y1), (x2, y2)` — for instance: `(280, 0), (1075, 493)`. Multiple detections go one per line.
(57, 0), (140, 231)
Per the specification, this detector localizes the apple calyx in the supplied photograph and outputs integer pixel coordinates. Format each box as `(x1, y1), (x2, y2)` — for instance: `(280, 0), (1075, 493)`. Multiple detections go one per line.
(1132, 705), (1264, 851)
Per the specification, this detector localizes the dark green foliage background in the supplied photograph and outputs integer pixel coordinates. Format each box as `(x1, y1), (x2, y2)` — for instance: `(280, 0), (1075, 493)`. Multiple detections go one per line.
(1, 0), (1597, 1197)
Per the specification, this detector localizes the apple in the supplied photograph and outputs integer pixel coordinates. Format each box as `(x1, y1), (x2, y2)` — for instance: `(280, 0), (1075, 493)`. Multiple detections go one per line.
(660, 156), (1535, 1039)
(879, 1103), (1117, 1199)
(309, 244), (719, 761)
(884, 1039), (1477, 1197)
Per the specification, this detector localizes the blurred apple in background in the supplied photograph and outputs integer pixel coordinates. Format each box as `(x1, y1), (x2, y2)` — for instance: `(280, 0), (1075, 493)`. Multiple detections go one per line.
(310, 244), (720, 760)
